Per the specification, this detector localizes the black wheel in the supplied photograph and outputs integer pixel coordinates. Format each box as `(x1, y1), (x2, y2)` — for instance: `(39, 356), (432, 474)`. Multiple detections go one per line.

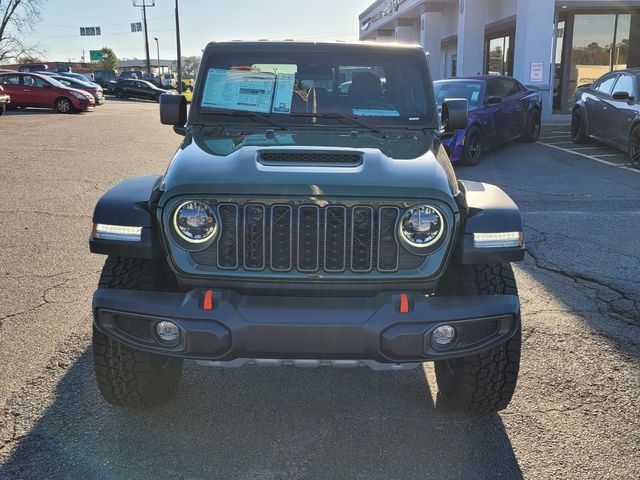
(54, 97), (72, 114)
(522, 109), (541, 143)
(435, 263), (521, 415)
(629, 124), (640, 168)
(460, 126), (483, 166)
(155, 93), (161, 103)
(114, 89), (125, 99)
(571, 109), (588, 144)
(93, 257), (182, 408)
(0, 104), (5, 116)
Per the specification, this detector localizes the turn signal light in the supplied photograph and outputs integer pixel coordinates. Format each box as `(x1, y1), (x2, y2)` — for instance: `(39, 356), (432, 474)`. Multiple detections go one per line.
(399, 293), (409, 314)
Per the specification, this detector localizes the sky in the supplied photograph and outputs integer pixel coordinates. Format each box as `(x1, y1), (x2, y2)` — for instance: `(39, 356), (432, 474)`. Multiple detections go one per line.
(19, 0), (374, 62)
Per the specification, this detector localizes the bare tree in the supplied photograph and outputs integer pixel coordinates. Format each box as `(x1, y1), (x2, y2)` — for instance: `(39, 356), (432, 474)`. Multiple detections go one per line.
(0, 0), (44, 63)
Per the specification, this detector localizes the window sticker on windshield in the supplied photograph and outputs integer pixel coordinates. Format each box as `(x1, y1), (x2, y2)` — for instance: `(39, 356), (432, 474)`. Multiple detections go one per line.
(201, 68), (276, 113)
(471, 91), (480, 103)
(272, 73), (295, 114)
(352, 109), (400, 117)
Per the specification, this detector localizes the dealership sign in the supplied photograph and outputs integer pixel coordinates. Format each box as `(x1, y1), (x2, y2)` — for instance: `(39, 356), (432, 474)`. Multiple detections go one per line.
(361, 0), (408, 31)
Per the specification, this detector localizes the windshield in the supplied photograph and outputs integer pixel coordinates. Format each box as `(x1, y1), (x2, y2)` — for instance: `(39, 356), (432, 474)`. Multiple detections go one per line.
(46, 76), (68, 88)
(434, 80), (484, 107)
(196, 50), (435, 126)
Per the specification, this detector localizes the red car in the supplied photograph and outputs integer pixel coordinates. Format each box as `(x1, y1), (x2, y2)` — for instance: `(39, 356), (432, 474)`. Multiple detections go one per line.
(0, 84), (9, 115)
(0, 71), (95, 113)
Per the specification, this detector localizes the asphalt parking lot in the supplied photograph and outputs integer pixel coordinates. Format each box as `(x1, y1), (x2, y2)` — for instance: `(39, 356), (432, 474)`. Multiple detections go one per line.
(0, 103), (639, 480)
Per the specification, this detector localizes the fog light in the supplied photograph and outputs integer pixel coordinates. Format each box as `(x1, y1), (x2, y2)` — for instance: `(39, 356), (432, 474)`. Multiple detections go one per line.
(433, 325), (456, 346)
(156, 321), (180, 345)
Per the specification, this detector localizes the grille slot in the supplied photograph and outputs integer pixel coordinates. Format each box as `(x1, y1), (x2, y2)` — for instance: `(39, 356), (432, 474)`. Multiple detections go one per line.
(297, 205), (320, 272)
(217, 203), (239, 269)
(259, 151), (362, 165)
(351, 206), (374, 272)
(243, 204), (266, 270)
(192, 203), (427, 274)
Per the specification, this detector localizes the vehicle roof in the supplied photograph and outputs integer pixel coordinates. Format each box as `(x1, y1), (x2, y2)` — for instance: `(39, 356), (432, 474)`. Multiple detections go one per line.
(203, 40), (424, 53)
(434, 75), (519, 83)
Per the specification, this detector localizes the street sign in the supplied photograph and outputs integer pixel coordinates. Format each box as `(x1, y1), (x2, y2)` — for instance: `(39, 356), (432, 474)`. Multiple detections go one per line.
(80, 26), (101, 36)
(131, 22), (143, 32)
(90, 50), (104, 61)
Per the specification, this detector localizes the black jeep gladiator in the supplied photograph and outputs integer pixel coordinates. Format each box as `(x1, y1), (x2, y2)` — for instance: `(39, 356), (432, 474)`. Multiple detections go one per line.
(89, 41), (525, 414)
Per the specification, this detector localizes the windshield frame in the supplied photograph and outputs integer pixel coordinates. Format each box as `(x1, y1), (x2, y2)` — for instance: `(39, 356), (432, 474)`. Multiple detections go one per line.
(189, 43), (438, 130)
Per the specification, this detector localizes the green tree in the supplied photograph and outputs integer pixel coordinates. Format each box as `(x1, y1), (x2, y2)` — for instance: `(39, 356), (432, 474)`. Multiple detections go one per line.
(0, 0), (44, 63)
(181, 55), (201, 79)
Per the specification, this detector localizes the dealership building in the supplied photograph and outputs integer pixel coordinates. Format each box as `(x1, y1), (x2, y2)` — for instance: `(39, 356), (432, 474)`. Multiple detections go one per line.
(359, 0), (640, 117)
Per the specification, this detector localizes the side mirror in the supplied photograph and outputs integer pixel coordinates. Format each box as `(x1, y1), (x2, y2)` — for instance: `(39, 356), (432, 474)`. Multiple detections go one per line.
(441, 98), (468, 131)
(485, 95), (502, 105)
(160, 93), (187, 135)
(612, 91), (633, 101)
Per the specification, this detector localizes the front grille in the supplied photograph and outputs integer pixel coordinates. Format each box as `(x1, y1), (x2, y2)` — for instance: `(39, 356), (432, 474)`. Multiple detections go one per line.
(192, 202), (425, 274)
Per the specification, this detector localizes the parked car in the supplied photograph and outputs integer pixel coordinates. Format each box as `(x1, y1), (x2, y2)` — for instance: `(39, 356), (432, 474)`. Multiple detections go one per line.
(110, 78), (174, 102)
(55, 71), (99, 85)
(50, 75), (105, 105)
(0, 84), (10, 115)
(162, 72), (177, 89)
(434, 76), (542, 165)
(0, 72), (94, 113)
(89, 41), (525, 414)
(119, 70), (143, 80)
(18, 64), (48, 73)
(93, 69), (118, 89)
(572, 68), (640, 167)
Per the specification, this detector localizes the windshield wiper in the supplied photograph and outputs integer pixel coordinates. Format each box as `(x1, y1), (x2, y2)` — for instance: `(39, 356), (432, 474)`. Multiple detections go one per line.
(201, 109), (290, 132)
(289, 113), (386, 136)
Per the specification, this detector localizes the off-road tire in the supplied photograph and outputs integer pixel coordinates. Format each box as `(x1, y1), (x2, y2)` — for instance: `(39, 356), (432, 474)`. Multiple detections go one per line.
(93, 256), (182, 408)
(522, 109), (541, 143)
(571, 108), (589, 144)
(435, 263), (521, 415)
(459, 126), (482, 166)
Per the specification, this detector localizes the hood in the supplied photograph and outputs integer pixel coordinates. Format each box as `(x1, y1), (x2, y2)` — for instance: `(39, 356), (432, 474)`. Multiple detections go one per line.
(158, 129), (457, 209)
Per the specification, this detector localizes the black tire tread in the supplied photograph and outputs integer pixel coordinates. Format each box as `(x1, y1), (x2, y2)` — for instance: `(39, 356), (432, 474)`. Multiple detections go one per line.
(522, 109), (541, 143)
(571, 109), (589, 144)
(459, 126), (482, 166)
(93, 256), (182, 408)
(435, 263), (521, 415)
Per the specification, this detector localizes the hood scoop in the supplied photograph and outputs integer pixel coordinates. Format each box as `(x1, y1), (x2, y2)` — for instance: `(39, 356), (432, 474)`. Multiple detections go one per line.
(257, 151), (363, 167)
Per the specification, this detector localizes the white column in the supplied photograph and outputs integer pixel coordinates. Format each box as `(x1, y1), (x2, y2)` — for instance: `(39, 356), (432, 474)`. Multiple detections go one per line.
(421, 11), (442, 79)
(514, 0), (556, 118)
(456, 0), (485, 76)
(395, 22), (419, 44)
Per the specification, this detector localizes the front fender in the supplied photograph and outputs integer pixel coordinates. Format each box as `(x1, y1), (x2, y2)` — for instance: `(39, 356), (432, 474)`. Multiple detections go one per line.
(89, 176), (163, 259)
(455, 180), (525, 264)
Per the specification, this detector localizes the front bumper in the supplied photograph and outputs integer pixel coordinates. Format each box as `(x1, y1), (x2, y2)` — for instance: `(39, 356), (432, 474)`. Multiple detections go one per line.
(93, 289), (520, 363)
(0, 94), (10, 106)
(441, 130), (466, 163)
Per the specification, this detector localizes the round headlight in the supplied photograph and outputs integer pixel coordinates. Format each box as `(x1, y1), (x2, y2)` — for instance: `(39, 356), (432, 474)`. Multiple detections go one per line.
(399, 205), (444, 248)
(173, 200), (217, 243)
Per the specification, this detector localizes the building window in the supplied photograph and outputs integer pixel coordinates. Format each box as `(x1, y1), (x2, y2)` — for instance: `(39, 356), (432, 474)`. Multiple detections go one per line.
(484, 27), (515, 77)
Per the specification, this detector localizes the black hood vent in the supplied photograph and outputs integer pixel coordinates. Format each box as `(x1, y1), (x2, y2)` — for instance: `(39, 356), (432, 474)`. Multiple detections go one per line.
(258, 151), (363, 166)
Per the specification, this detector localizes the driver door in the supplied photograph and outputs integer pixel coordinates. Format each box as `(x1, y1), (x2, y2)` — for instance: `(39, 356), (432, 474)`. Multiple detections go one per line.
(484, 79), (511, 146)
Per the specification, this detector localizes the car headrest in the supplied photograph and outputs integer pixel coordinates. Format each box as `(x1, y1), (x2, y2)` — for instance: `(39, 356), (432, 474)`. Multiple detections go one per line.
(349, 72), (382, 103)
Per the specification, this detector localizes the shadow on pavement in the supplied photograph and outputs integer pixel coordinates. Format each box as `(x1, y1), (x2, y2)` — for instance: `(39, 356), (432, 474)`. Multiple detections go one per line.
(0, 350), (523, 480)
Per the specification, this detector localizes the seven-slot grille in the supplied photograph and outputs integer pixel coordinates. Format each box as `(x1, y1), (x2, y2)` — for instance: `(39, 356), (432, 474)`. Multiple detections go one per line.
(191, 202), (425, 274)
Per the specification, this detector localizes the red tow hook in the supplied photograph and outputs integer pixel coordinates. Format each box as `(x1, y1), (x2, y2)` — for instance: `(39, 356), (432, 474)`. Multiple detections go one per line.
(399, 293), (410, 314)
(203, 290), (215, 311)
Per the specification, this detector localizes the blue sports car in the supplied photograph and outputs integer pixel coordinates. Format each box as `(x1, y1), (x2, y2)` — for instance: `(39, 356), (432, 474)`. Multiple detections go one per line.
(434, 76), (542, 165)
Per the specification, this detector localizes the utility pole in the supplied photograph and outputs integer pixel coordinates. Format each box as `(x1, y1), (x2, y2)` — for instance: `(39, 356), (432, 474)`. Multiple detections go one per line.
(175, 0), (183, 93)
(133, 0), (155, 76)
